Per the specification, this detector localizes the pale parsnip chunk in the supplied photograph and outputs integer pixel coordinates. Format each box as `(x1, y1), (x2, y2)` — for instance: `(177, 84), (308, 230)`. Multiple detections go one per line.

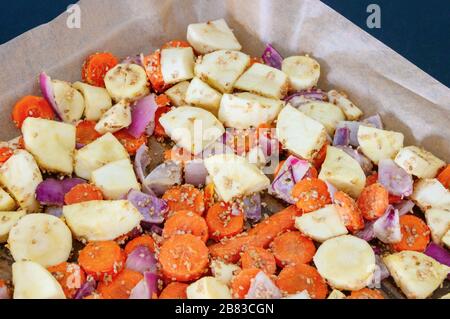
(0, 210), (25, 243)
(52, 80), (85, 123)
(159, 106), (225, 155)
(383, 251), (450, 299)
(282, 55), (320, 91)
(165, 81), (190, 106)
(298, 101), (345, 135)
(328, 289), (346, 299)
(442, 230), (450, 249)
(104, 64), (149, 102)
(22, 117), (75, 174)
(204, 154), (270, 202)
(210, 259), (241, 285)
(295, 205), (348, 242)
(276, 104), (327, 160)
(73, 81), (112, 121)
(74, 133), (129, 180)
(161, 47), (195, 84)
(187, 276), (232, 299)
(318, 146), (366, 198)
(0, 188), (16, 211)
(327, 90), (363, 120)
(92, 159), (140, 199)
(187, 19), (242, 54)
(411, 179), (450, 211)
(63, 200), (142, 241)
(394, 146), (445, 179)
(185, 77), (222, 115)
(0, 150), (43, 212)
(357, 125), (404, 164)
(234, 63), (289, 99)
(8, 214), (72, 267)
(425, 208), (450, 244)
(95, 100), (131, 134)
(218, 93), (283, 129)
(195, 50), (250, 93)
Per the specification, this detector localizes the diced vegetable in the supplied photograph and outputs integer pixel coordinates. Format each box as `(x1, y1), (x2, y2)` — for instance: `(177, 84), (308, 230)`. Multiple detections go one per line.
(74, 279), (97, 300)
(161, 47), (195, 84)
(362, 114), (383, 129)
(143, 161), (182, 196)
(164, 81), (189, 106)
(335, 146), (373, 175)
(424, 208), (450, 245)
(411, 178), (450, 211)
(242, 192), (262, 222)
(378, 159), (413, 197)
(187, 276), (232, 299)
(81, 52), (119, 87)
(39, 72), (63, 120)
(327, 90), (363, 120)
(36, 178), (85, 206)
(51, 80), (85, 123)
(394, 146), (445, 179)
(372, 205), (401, 244)
(282, 55), (320, 91)
(335, 121), (360, 147)
(184, 160), (208, 187)
(127, 189), (167, 225)
(127, 94), (158, 138)
(0, 187), (16, 211)
(424, 242), (450, 273)
(284, 89), (328, 107)
(129, 272), (158, 299)
(261, 44), (283, 69)
(95, 100), (132, 134)
(210, 259), (241, 285)
(185, 77), (222, 115)
(0, 210), (25, 243)
(74, 81), (113, 121)
(246, 271), (282, 299)
(357, 126), (404, 164)
(333, 126), (350, 146)
(104, 64), (149, 102)
(125, 246), (157, 274)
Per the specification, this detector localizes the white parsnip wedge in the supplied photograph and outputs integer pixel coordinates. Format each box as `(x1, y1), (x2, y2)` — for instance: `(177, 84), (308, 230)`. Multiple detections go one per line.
(0, 188), (16, 211)
(383, 251), (450, 299)
(73, 81), (112, 121)
(442, 230), (450, 249)
(0, 150), (43, 212)
(161, 47), (195, 84)
(234, 63), (289, 99)
(210, 259), (241, 285)
(22, 117), (75, 174)
(12, 261), (66, 299)
(195, 50), (250, 93)
(298, 101), (345, 135)
(318, 146), (366, 198)
(8, 214), (72, 267)
(187, 19), (242, 54)
(295, 205), (348, 242)
(204, 154), (270, 202)
(411, 178), (450, 211)
(219, 93), (283, 129)
(327, 289), (346, 299)
(185, 77), (222, 115)
(327, 90), (363, 121)
(63, 200), (142, 241)
(104, 63), (149, 102)
(165, 81), (190, 106)
(313, 235), (376, 291)
(74, 133), (129, 180)
(394, 146), (445, 179)
(425, 208), (450, 244)
(0, 210), (25, 243)
(276, 104), (327, 160)
(92, 159), (140, 199)
(357, 125), (404, 164)
(52, 80), (85, 123)
(94, 100), (132, 134)
(187, 276), (232, 299)
(281, 56), (320, 91)
(159, 106), (225, 155)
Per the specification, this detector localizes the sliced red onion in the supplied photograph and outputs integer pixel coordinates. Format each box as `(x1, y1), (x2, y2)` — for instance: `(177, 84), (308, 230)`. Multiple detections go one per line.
(356, 221), (375, 241)
(378, 159), (413, 197)
(121, 54), (144, 66)
(125, 246), (157, 274)
(39, 72), (62, 120)
(424, 243), (450, 279)
(44, 206), (63, 218)
(129, 272), (158, 299)
(363, 114), (383, 129)
(134, 145), (155, 195)
(127, 189), (167, 224)
(242, 193), (262, 222)
(335, 121), (360, 147)
(184, 160), (208, 187)
(369, 255), (390, 288)
(36, 178), (86, 206)
(245, 271), (282, 299)
(283, 291), (311, 299)
(148, 224), (163, 235)
(0, 285), (10, 299)
(74, 279), (97, 299)
(261, 43), (283, 70)
(76, 142), (85, 150)
(285, 156), (310, 183)
(333, 126), (350, 146)
(143, 161), (182, 196)
(373, 205), (401, 244)
(127, 94), (158, 138)
(335, 146), (373, 175)
(394, 200), (415, 216)
(285, 89), (328, 108)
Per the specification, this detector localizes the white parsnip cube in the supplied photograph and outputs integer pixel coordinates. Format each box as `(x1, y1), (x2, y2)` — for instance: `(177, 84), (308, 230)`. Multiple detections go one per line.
(394, 146), (445, 178)
(161, 47), (195, 84)
(52, 80), (85, 124)
(425, 208), (450, 244)
(357, 126), (404, 164)
(0, 210), (25, 243)
(411, 178), (450, 211)
(327, 90), (363, 120)
(95, 100), (131, 134)
(187, 276), (232, 299)
(73, 81), (112, 121)
(298, 101), (345, 135)
(282, 55), (320, 91)
(210, 259), (241, 285)
(165, 81), (190, 106)
(0, 188), (16, 211)
(185, 77), (222, 115)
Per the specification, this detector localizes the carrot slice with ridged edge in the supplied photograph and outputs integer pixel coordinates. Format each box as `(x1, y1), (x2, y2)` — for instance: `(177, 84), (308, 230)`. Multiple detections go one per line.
(163, 184), (205, 216)
(391, 214), (430, 252)
(206, 202), (244, 241)
(76, 120), (102, 146)
(159, 282), (189, 299)
(270, 231), (316, 267)
(12, 95), (55, 128)
(47, 262), (87, 299)
(124, 234), (156, 255)
(292, 178), (331, 213)
(163, 210), (209, 243)
(276, 264), (328, 299)
(241, 247), (276, 275)
(64, 183), (103, 205)
(113, 129), (148, 155)
(82, 52), (118, 87)
(97, 269), (143, 299)
(230, 268), (260, 299)
(357, 183), (389, 221)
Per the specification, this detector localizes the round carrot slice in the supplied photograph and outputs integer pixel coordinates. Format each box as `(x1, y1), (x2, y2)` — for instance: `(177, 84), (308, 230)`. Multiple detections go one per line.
(357, 183), (389, 221)
(163, 210), (209, 243)
(391, 215), (430, 252)
(292, 178), (331, 213)
(348, 288), (384, 299)
(162, 185), (205, 216)
(206, 202), (244, 241)
(97, 269), (143, 299)
(12, 95), (55, 128)
(0, 147), (14, 164)
(76, 120), (102, 146)
(47, 262), (87, 299)
(334, 191), (365, 233)
(159, 282), (188, 299)
(82, 52), (118, 87)
(124, 235), (156, 255)
(78, 241), (125, 281)
(241, 247), (276, 275)
(437, 164), (450, 189)
(64, 183), (104, 205)
(276, 264), (328, 299)
(113, 129), (148, 155)
(271, 231), (316, 267)
(230, 268), (260, 299)
(159, 234), (209, 282)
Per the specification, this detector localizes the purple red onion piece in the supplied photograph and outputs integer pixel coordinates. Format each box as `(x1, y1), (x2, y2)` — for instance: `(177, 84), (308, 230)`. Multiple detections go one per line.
(129, 272), (159, 299)
(125, 246), (158, 274)
(127, 189), (168, 224)
(36, 178), (86, 206)
(184, 160), (208, 187)
(333, 126), (350, 146)
(285, 89), (328, 108)
(394, 200), (415, 216)
(245, 271), (282, 299)
(363, 114), (383, 129)
(127, 94), (158, 138)
(373, 205), (401, 244)
(242, 193), (262, 222)
(74, 279), (97, 299)
(143, 161), (182, 196)
(261, 43), (283, 70)
(378, 159), (413, 197)
(39, 72), (62, 120)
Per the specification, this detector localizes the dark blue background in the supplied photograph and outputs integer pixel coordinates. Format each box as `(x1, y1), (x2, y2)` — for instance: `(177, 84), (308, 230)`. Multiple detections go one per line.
(0, 0), (449, 87)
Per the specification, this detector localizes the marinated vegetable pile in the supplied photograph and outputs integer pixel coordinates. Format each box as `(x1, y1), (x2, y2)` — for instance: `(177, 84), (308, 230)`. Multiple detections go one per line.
(0, 19), (449, 300)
